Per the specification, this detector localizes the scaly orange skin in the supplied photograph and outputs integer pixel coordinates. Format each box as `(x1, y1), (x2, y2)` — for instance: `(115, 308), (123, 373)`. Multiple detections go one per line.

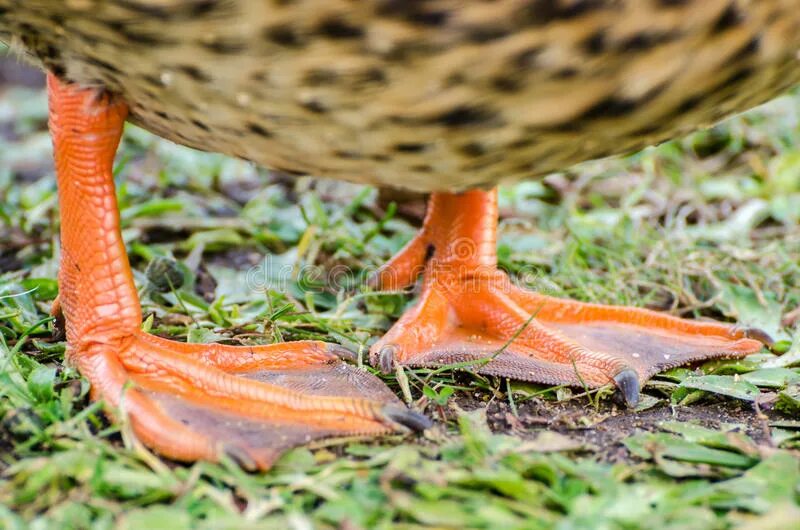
(370, 191), (766, 405)
(47, 73), (427, 470)
(47, 67), (765, 468)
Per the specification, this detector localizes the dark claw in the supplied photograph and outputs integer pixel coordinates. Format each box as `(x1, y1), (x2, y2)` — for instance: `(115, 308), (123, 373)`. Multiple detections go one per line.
(51, 315), (66, 342)
(742, 327), (774, 348)
(613, 369), (640, 408)
(377, 345), (396, 374)
(224, 445), (257, 471)
(383, 404), (432, 432)
(326, 343), (357, 363)
(365, 271), (381, 291)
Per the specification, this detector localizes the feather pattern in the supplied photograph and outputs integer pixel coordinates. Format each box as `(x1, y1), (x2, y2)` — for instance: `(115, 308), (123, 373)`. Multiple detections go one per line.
(1, 0), (799, 191)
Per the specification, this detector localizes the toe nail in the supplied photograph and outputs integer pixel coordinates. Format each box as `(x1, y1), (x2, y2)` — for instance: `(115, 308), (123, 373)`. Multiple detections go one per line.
(383, 404), (432, 432)
(743, 327), (774, 347)
(326, 343), (357, 362)
(613, 369), (640, 408)
(377, 345), (396, 374)
(224, 445), (257, 471)
(365, 272), (381, 290)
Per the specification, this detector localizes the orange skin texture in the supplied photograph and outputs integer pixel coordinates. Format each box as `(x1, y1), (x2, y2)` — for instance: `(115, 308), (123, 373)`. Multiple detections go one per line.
(369, 190), (764, 397)
(48, 70), (764, 468)
(47, 74), (420, 470)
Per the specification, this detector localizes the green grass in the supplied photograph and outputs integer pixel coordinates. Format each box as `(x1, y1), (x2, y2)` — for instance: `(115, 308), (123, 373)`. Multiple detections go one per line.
(1, 74), (800, 529)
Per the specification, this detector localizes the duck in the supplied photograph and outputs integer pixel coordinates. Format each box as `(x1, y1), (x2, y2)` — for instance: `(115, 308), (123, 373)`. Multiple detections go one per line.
(1, 0), (796, 470)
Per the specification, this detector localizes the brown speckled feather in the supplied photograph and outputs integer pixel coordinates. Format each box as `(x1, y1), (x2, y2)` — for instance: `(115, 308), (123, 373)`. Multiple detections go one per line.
(2, 0), (799, 192)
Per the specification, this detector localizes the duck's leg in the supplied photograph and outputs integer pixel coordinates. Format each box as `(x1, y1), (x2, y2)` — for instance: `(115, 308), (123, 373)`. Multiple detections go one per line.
(48, 74), (427, 470)
(370, 190), (767, 406)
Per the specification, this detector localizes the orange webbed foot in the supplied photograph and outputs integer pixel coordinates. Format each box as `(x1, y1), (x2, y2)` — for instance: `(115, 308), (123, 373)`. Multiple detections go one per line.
(369, 191), (768, 406)
(47, 73), (428, 470)
(74, 333), (427, 470)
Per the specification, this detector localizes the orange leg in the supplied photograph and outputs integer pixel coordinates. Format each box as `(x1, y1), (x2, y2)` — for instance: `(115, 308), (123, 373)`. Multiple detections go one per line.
(369, 190), (767, 406)
(47, 74), (428, 470)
